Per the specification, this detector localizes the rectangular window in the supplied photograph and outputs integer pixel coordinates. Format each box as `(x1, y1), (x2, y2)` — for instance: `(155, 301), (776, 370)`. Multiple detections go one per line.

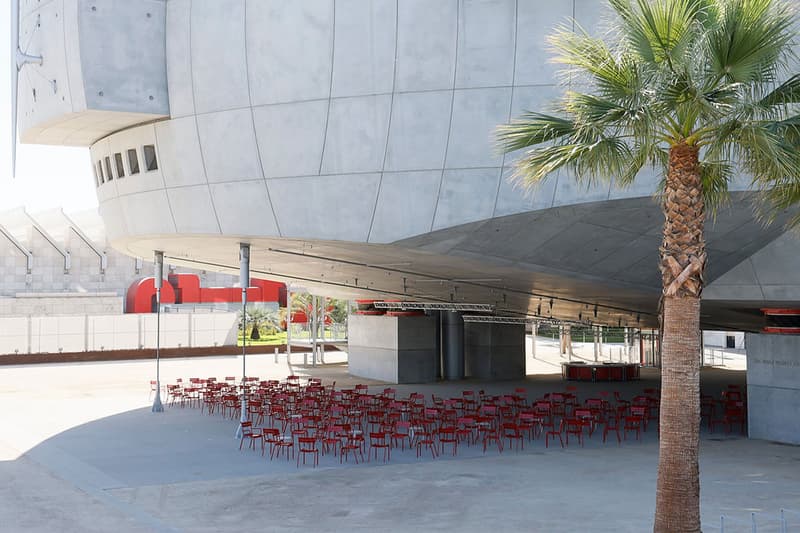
(127, 148), (140, 175)
(104, 156), (113, 181)
(93, 165), (100, 187)
(114, 153), (125, 178)
(97, 161), (105, 184)
(143, 144), (158, 171)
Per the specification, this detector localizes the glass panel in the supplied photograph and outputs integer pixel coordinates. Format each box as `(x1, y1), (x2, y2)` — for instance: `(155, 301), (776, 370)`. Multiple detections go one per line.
(143, 145), (158, 171)
(127, 148), (140, 174)
(97, 161), (105, 183)
(104, 156), (113, 180)
(114, 153), (125, 178)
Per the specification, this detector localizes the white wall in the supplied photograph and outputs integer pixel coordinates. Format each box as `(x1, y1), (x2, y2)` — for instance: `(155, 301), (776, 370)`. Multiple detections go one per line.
(0, 312), (239, 355)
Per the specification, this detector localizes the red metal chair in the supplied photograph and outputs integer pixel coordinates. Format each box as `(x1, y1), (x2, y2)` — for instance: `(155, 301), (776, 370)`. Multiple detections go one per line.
(439, 426), (458, 456)
(369, 432), (391, 462)
(545, 419), (565, 448)
(238, 421), (263, 452)
(565, 418), (584, 447)
(297, 437), (319, 468)
(502, 422), (524, 451)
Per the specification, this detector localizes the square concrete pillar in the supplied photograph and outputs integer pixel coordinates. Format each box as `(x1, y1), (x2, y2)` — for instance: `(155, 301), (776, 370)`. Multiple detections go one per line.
(348, 314), (437, 383)
(746, 333), (800, 444)
(464, 322), (525, 380)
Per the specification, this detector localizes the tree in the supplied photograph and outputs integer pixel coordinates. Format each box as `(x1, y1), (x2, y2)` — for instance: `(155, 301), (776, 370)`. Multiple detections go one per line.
(497, 1), (800, 531)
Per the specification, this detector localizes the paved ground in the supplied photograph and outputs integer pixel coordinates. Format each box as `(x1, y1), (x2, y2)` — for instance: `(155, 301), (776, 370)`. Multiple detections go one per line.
(0, 342), (798, 532)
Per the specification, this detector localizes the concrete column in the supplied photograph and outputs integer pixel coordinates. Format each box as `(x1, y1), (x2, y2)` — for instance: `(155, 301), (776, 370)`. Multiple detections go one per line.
(531, 322), (537, 359)
(745, 333), (800, 445)
(441, 311), (464, 380)
(593, 326), (600, 362)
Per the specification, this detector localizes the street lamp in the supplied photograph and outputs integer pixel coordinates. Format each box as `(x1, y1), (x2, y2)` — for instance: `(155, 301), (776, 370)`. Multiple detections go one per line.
(235, 243), (250, 438)
(151, 251), (164, 413)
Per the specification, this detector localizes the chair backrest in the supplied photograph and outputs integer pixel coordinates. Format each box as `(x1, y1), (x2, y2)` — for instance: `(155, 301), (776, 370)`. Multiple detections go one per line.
(298, 436), (316, 448)
(240, 421), (253, 436)
(630, 405), (647, 417)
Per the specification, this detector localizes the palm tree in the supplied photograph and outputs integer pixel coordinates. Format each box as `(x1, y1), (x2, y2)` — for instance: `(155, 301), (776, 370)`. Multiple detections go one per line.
(497, 1), (800, 531)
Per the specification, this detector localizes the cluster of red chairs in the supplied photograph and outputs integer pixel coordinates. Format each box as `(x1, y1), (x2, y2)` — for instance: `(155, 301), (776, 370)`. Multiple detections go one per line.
(703, 384), (747, 434)
(160, 377), (709, 468)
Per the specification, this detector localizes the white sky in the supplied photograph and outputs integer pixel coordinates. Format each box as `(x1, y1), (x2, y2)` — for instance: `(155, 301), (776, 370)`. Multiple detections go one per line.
(1, 7), (98, 212)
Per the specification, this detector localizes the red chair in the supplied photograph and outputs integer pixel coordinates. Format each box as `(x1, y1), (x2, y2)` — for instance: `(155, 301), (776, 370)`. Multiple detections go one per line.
(545, 419), (565, 448)
(502, 423), (524, 451)
(565, 418), (584, 447)
(624, 412), (644, 441)
(238, 421), (263, 452)
(341, 434), (365, 464)
(392, 420), (412, 450)
(439, 426), (458, 456)
(272, 434), (295, 460)
(456, 417), (477, 446)
(573, 408), (595, 439)
(482, 426), (503, 454)
(416, 430), (438, 459)
(263, 428), (280, 457)
(602, 415), (621, 445)
(297, 437), (319, 468)
(369, 432), (391, 462)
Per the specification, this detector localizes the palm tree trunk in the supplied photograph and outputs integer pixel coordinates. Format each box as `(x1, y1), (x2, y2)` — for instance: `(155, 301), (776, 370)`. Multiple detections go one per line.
(654, 143), (705, 533)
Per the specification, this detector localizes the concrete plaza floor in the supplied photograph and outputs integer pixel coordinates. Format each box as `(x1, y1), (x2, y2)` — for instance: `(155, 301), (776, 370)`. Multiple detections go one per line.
(1, 344), (798, 532)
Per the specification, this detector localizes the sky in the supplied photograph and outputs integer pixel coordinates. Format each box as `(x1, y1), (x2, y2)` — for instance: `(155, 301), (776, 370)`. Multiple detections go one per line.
(1, 6), (97, 212)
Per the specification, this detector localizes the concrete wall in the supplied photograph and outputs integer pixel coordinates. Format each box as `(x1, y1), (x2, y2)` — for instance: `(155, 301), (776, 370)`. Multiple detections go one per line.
(0, 311), (239, 355)
(348, 314), (437, 384)
(0, 294), (122, 317)
(465, 322), (525, 380)
(17, 0), (169, 145)
(745, 333), (800, 445)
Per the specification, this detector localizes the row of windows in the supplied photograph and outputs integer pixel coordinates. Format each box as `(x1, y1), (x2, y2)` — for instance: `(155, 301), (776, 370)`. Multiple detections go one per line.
(95, 145), (158, 187)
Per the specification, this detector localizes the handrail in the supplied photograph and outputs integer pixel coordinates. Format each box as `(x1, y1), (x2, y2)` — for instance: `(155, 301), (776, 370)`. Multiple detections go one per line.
(24, 210), (70, 272)
(0, 223), (33, 273)
(61, 211), (107, 273)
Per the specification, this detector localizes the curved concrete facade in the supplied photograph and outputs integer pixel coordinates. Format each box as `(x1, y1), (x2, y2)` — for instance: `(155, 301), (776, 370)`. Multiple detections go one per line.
(17, 0), (800, 330)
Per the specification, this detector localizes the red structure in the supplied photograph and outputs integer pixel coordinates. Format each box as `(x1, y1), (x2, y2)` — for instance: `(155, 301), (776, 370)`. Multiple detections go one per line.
(761, 308), (800, 334)
(125, 277), (177, 313)
(125, 274), (286, 313)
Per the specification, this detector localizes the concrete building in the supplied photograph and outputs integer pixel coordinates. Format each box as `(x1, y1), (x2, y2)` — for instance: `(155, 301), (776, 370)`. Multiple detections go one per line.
(12, 1), (800, 443)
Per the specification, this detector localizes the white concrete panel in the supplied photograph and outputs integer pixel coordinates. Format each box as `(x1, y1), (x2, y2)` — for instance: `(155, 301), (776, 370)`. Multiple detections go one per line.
(574, 0), (612, 32)
(165, 0), (194, 118)
(445, 88), (512, 168)
(456, 0), (516, 88)
(515, 2), (573, 85)
(246, 0), (334, 105)
(269, 174), (381, 241)
(494, 167), (535, 217)
(167, 185), (221, 234)
(253, 100), (329, 178)
(119, 190), (177, 236)
(154, 117), (207, 187)
(385, 91), (452, 172)
(369, 171), (441, 243)
(433, 168), (501, 230)
(190, 0), (249, 114)
(209, 181), (279, 237)
(97, 197), (129, 243)
(552, 170), (611, 207)
(608, 166), (661, 200)
(321, 95), (392, 174)
(331, 0), (396, 98)
(395, 0), (458, 91)
(197, 109), (263, 182)
(103, 124), (166, 196)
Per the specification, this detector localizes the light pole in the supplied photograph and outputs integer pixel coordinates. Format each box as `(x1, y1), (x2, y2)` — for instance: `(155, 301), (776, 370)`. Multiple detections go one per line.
(151, 251), (164, 413)
(235, 243), (250, 438)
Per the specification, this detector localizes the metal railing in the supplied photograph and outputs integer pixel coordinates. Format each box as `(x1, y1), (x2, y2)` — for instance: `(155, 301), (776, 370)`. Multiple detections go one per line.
(705, 508), (800, 532)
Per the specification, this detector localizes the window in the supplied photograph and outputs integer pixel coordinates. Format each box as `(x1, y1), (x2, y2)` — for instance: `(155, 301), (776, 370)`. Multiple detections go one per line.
(127, 148), (140, 175)
(114, 153), (125, 178)
(104, 156), (113, 181)
(97, 161), (105, 184)
(143, 144), (158, 171)
(93, 165), (100, 187)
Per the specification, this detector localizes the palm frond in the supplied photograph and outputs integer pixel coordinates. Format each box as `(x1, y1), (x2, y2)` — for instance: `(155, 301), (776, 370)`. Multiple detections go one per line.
(706, 0), (796, 84)
(759, 74), (800, 107)
(699, 160), (733, 212)
(496, 113), (576, 153)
